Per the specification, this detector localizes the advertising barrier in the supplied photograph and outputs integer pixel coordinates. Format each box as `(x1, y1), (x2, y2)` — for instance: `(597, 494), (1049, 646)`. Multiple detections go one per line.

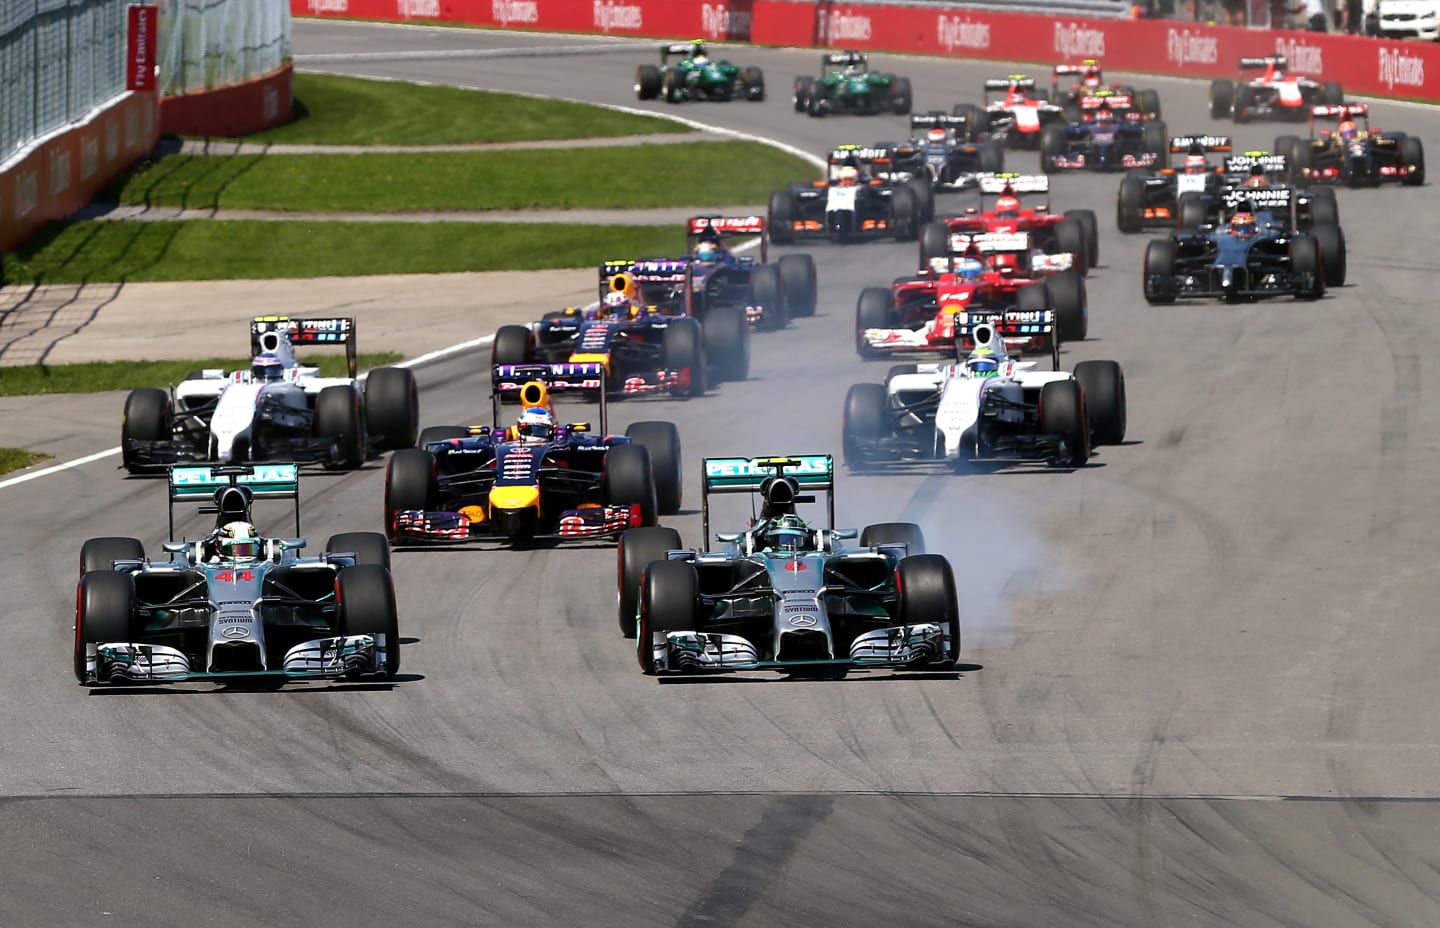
(159, 65), (295, 137)
(289, 0), (1439, 101)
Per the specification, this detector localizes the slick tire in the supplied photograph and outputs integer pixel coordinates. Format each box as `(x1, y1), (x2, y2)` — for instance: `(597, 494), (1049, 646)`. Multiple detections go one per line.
(1209, 79), (1234, 119)
(842, 382), (889, 471)
(1040, 380), (1090, 467)
(617, 526), (683, 638)
(1117, 173), (1145, 234)
(625, 420), (683, 515)
(1289, 235), (1325, 301)
(742, 66), (765, 101)
(75, 570), (136, 684)
(364, 366), (420, 451)
(1073, 359), (1127, 446)
(338, 564), (401, 678)
(855, 287), (895, 358)
(1139, 88), (1162, 118)
(891, 186), (920, 242)
(662, 316), (707, 399)
(860, 521), (925, 555)
(383, 448), (436, 541)
(1143, 239), (1177, 305)
(919, 221), (950, 267)
(889, 77), (913, 116)
(1177, 194), (1208, 232)
(1064, 208), (1100, 268)
(635, 65), (661, 100)
(1053, 219), (1088, 276)
(749, 264), (788, 332)
(768, 190), (796, 246)
(121, 387), (171, 474)
(80, 536), (145, 577)
(325, 531), (392, 570)
(793, 76), (814, 113)
(1309, 223), (1347, 288)
(703, 303), (750, 382)
(895, 554), (961, 665)
(492, 324), (535, 369)
(637, 559), (698, 673)
(602, 443), (658, 528)
(1047, 271), (1088, 343)
(316, 385), (366, 470)
(778, 254), (818, 318)
(1401, 136), (1426, 186)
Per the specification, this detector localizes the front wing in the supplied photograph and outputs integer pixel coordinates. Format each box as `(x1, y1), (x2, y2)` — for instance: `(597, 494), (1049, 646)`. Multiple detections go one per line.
(643, 623), (952, 674)
(80, 635), (390, 684)
(391, 504), (641, 544)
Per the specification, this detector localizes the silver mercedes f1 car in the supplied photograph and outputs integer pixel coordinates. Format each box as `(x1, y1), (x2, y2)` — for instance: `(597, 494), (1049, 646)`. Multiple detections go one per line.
(616, 454), (961, 677)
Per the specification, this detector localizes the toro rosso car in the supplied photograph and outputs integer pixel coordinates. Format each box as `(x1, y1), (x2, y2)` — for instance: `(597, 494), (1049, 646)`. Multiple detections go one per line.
(75, 464), (399, 685)
(951, 75), (1066, 149)
(1051, 59), (1161, 119)
(1209, 56), (1342, 123)
(1040, 95), (1168, 173)
(672, 215), (818, 342)
(1279, 104), (1425, 187)
(1143, 186), (1342, 304)
(634, 40), (764, 103)
(793, 51), (912, 117)
(617, 454), (961, 677)
(919, 173), (1097, 276)
(768, 146), (922, 244)
(384, 365), (684, 546)
(1116, 135), (1232, 232)
(121, 316), (419, 474)
(843, 314), (1126, 472)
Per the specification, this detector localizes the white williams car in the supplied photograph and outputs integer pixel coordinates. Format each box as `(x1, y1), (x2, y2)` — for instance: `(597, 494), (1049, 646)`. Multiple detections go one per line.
(843, 311), (1126, 471)
(121, 316), (419, 473)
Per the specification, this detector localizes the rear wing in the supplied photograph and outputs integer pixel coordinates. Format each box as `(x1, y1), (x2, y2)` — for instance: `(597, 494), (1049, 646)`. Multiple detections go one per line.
(250, 316), (358, 379)
(941, 230), (1032, 254)
(1169, 134), (1232, 153)
(984, 75), (1034, 91)
(978, 172), (1049, 195)
(599, 258), (688, 302)
(1223, 150), (1288, 176)
(955, 309), (1060, 370)
(910, 113), (966, 132)
(700, 454), (835, 548)
(1078, 91), (1131, 110)
(661, 40), (703, 62)
(167, 463), (301, 539)
(1239, 56), (1285, 70)
(490, 362), (609, 434)
(823, 51), (866, 69)
(1219, 185), (1295, 227)
(1052, 59), (1100, 77)
(828, 144), (891, 165)
(1311, 103), (1367, 120)
(687, 214), (767, 262)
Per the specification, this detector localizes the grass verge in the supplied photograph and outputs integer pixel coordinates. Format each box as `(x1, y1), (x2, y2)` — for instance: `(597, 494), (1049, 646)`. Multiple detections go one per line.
(9, 222), (686, 283)
(105, 142), (813, 212)
(0, 353), (402, 396)
(0, 448), (50, 475)
(226, 72), (691, 145)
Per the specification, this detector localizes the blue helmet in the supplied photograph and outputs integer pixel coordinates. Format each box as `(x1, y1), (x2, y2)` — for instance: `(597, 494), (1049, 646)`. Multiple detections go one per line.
(954, 257), (985, 280)
(251, 353), (285, 382)
(966, 350), (999, 378)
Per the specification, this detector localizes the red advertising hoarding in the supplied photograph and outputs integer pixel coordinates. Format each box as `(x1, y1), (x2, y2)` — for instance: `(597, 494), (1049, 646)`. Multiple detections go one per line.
(126, 4), (157, 93)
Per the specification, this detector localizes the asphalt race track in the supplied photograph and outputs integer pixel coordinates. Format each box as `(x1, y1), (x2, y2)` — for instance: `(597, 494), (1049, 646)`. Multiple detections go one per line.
(5, 21), (1440, 926)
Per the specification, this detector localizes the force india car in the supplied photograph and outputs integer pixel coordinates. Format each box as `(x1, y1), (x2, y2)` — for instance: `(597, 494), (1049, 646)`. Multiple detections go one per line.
(843, 313), (1126, 472)
(768, 145), (923, 244)
(384, 364), (684, 546)
(1172, 150), (1341, 233)
(885, 112), (1006, 193)
(793, 51), (912, 117)
(1143, 186), (1341, 304)
(1278, 103), (1426, 187)
(918, 173), (1098, 275)
(1209, 56), (1343, 123)
(1116, 134), (1233, 232)
(951, 76), (1067, 149)
(616, 454), (961, 676)
(1040, 94), (1168, 173)
(1051, 59), (1162, 119)
(121, 316), (420, 474)
(634, 40), (764, 103)
(74, 464), (399, 685)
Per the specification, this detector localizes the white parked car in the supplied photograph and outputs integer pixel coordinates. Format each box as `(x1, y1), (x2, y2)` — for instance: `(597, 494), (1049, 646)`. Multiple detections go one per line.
(1376, 0), (1440, 40)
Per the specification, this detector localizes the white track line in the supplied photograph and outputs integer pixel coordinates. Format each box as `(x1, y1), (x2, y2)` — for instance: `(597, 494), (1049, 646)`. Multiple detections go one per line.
(0, 447), (122, 490)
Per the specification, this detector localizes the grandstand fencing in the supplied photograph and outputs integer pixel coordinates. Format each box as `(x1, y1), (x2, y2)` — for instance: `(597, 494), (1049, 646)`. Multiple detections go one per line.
(158, 0), (290, 96)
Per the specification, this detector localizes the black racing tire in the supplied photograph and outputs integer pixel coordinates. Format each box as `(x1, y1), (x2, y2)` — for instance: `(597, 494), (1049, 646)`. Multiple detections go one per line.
(1233, 84), (1256, 123)
(338, 564), (400, 678)
(891, 185), (920, 241)
(855, 287), (895, 358)
(602, 443), (658, 528)
(703, 303), (750, 382)
(1401, 136), (1426, 186)
(889, 77), (912, 116)
(315, 385), (366, 470)
(617, 526), (683, 638)
(121, 387), (171, 474)
(1047, 270), (1088, 343)
(637, 559), (698, 673)
(1274, 134), (1301, 177)
(383, 447), (436, 541)
(742, 66), (765, 102)
(1143, 120), (1168, 160)
(1040, 124), (1067, 173)
(919, 220), (950, 267)
(1290, 139), (1314, 179)
(1310, 223), (1346, 288)
(860, 521), (925, 555)
(792, 76), (814, 113)
(1209, 79), (1233, 119)
(1177, 193), (1208, 231)
(1039, 380), (1090, 467)
(979, 143), (1004, 173)
(1323, 81), (1344, 106)
(75, 570), (135, 683)
(1053, 218), (1088, 276)
(1064, 208), (1100, 268)
(908, 177), (935, 225)
(325, 531), (392, 570)
(417, 425), (469, 448)
(1290, 234), (1325, 300)
(635, 64), (661, 100)
(662, 316), (707, 399)
(363, 366), (419, 451)
(1073, 359), (1127, 446)
(1139, 88), (1162, 118)
(768, 190), (796, 246)
(749, 263), (788, 332)
(1143, 238), (1176, 305)
(662, 67), (684, 103)
(1117, 173), (1145, 234)
(842, 382), (889, 470)
(895, 554), (961, 664)
(492, 324), (535, 367)
(778, 253), (818, 318)
(951, 103), (984, 142)
(1305, 188), (1338, 228)
(80, 536), (145, 577)
(626, 420), (683, 516)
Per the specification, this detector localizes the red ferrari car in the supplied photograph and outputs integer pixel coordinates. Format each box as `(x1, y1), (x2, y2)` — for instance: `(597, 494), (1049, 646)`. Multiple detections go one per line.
(918, 173), (1097, 274)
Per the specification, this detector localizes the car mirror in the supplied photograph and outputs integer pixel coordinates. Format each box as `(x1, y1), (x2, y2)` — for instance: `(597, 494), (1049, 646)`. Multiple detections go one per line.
(569, 422), (591, 433)
(833, 529), (858, 540)
(161, 541), (188, 553)
(277, 538), (306, 550)
(716, 532), (743, 544)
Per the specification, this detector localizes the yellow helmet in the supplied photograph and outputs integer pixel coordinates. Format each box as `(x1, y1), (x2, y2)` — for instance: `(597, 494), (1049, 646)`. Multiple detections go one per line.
(218, 521), (261, 560)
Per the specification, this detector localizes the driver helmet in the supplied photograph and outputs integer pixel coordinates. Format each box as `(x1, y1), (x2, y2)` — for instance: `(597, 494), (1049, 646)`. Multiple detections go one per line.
(516, 407), (555, 441)
(763, 514), (810, 551)
(954, 257), (985, 280)
(1094, 106), (1115, 124)
(251, 353), (285, 382)
(1339, 119), (1357, 142)
(835, 164), (860, 186)
(844, 64), (864, 77)
(1183, 153), (1209, 175)
(926, 127), (947, 144)
(1244, 167), (1269, 188)
(602, 291), (629, 315)
(693, 54), (709, 67)
(217, 521), (261, 561)
(993, 193), (1021, 217)
(1229, 211), (1257, 238)
(693, 240), (720, 263)
(965, 347), (1000, 378)
(1083, 67), (1102, 88)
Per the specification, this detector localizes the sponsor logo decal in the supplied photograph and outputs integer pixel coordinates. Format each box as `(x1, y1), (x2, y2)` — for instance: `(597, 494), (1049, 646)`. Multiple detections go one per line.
(788, 613), (817, 627)
(221, 625), (250, 639)
(594, 0), (642, 31)
(1166, 27), (1218, 66)
(818, 7), (873, 43)
(493, 0), (540, 25)
(937, 14), (990, 52)
(1054, 21), (1105, 59)
(1274, 37), (1321, 74)
(702, 3), (751, 40)
(1379, 46), (1425, 90)
(783, 561), (809, 572)
(397, 0), (438, 15)
(308, 0), (348, 11)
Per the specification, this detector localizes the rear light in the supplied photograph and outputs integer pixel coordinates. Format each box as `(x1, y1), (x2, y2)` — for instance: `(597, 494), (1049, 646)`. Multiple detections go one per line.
(628, 504), (644, 528)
